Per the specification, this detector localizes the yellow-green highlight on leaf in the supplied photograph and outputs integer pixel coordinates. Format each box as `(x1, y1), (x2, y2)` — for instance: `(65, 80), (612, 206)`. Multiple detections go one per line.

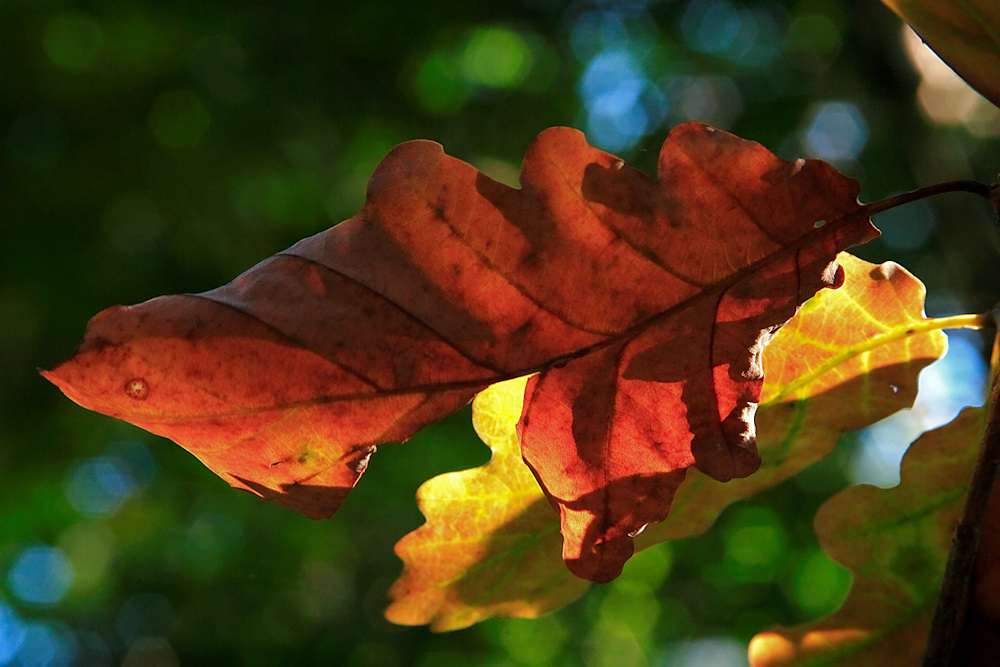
(763, 311), (985, 406)
(638, 253), (952, 546)
(882, 0), (1000, 108)
(748, 407), (986, 667)
(385, 376), (587, 631)
(387, 253), (962, 629)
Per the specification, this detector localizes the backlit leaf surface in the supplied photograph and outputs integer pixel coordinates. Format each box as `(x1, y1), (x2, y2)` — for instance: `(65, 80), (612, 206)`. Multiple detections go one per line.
(639, 253), (948, 545)
(883, 0), (1000, 108)
(385, 376), (586, 631)
(43, 123), (876, 581)
(748, 407), (986, 667)
(387, 254), (946, 626)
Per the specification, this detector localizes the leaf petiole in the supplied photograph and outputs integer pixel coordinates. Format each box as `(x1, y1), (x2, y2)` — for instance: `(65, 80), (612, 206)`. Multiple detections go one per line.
(859, 180), (995, 219)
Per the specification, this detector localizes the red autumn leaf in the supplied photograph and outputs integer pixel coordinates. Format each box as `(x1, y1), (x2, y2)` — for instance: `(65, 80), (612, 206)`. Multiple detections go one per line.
(43, 123), (877, 582)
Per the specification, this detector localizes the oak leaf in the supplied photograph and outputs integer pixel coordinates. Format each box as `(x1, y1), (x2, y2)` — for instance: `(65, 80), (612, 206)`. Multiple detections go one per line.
(385, 253), (946, 627)
(883, 0), (1000, 108)
(385, 376), (587, 631)
(42, 123), (877, 582)
(639, 252), (948, 545)
(748, 407), (986, 667)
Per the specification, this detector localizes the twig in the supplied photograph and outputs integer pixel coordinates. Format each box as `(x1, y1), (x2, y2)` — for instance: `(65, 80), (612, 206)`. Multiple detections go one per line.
(860, 180), (994, 218)
(991, 181), (1000, 227)
(923, 311), (1000, 665)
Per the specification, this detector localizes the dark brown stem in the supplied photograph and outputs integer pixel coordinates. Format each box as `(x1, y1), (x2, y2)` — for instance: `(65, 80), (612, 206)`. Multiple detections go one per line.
(860, 180), (994, 218)
(923, 313), (1000, 666)
(991, 181), (1000, 226)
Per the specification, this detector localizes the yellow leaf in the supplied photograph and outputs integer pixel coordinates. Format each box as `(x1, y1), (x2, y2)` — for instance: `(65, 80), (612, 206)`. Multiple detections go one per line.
(385, 376), (587, 631)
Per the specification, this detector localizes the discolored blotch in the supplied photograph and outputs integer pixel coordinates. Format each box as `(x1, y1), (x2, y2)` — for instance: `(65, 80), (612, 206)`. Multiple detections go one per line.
(639, 247), (660, 264)
(303, 265), (327, 297)
(124, 377), (149, 400)
(297, 444), (317, 465)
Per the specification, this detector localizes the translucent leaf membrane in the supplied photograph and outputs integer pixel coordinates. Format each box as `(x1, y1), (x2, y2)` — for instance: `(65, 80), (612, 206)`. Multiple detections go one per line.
(749, 407), (985, 666)
(883, 0), (1000, 108)
(385, 377), (587, 631)
(44, 124), (876, 581)
(638, 253), (948, 545)
(387, 253), (948, 628)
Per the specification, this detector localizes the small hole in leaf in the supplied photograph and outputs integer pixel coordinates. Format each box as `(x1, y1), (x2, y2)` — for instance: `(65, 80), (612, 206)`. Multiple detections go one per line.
(889, 384), (899, 393)
(124, 378), (149, 400)
(814, 220), (827, 228)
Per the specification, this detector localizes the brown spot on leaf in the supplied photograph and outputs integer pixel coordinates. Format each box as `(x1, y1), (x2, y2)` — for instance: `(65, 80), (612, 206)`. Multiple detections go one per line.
(124, 378), (149, 400)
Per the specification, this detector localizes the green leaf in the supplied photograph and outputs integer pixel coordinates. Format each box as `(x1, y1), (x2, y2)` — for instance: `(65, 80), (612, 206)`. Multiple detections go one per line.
(749, 407), (985, 666)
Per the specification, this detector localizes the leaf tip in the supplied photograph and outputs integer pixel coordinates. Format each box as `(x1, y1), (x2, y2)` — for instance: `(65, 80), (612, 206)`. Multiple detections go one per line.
(39, 359), (87, 408)
(565, 542), (631, 584)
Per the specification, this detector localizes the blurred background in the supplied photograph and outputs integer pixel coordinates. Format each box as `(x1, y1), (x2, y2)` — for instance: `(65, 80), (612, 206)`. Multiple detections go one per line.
(3, 0), (999, 665)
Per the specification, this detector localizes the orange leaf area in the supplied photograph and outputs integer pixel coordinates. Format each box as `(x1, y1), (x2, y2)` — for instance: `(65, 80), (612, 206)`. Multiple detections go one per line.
(385, 377), (587, 631)
(749, 407), (986, 667)
(387, 254), (947, 627)
(43, 123), (876, 581)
